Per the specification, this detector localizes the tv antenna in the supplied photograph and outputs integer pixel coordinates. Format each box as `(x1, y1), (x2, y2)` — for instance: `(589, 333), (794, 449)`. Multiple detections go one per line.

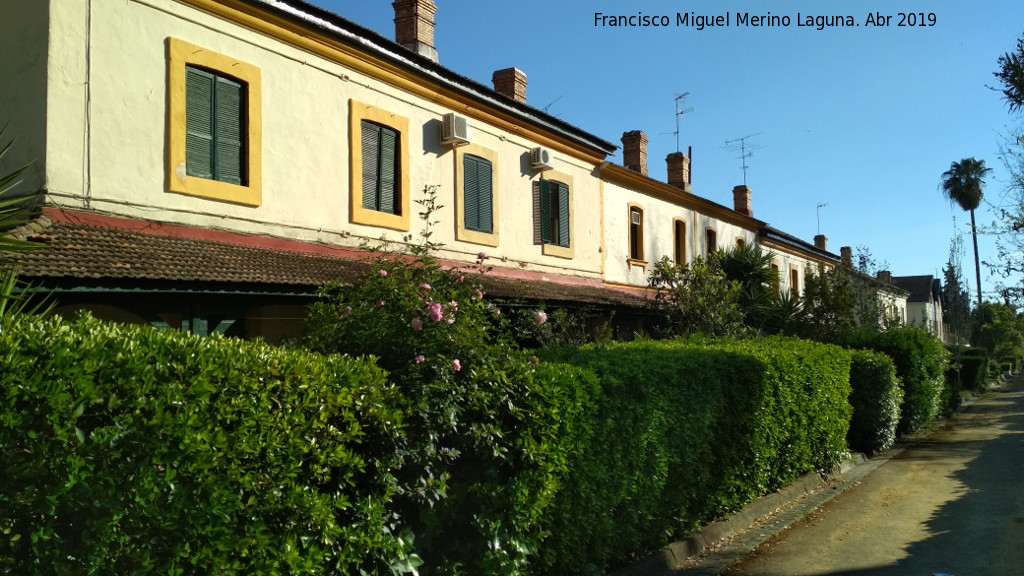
(724, 133), (764, 186)
(667, 93), (694, 153)
(816, 203), (828, 235)
(542, 94), (563, 116)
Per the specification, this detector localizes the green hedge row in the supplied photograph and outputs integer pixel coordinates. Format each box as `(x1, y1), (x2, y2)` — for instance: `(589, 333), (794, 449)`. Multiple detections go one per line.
(842, 327), (948, 437)
(7, 312), (947, 575)
(846, 350), (903, 455)
(0, 313), (408, 575)
(537, 336), (852, 574)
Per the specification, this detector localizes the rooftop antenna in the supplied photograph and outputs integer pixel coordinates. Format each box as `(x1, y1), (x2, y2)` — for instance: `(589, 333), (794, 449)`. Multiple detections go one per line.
(541, 94), (563, 116)
(670, 92), (694, 153)
(816, 203), (828, 235)
(724, 133), (764, 186)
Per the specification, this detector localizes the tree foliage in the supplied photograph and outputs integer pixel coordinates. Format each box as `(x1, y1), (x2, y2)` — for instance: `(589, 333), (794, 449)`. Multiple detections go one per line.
(995, 34), (1024, 114)
(647, 255), (744, 337)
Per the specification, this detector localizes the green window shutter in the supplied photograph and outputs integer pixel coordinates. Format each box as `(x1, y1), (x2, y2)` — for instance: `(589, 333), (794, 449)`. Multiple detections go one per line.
(464, 155), (480, 230)
(532, 181), (542, 244)
(477, 158), (493, 233)
(557, 182), (570, 247)
(361, 121), (380, 210)
(379, 126), (398, 215)
(464, 155), (493, 233)
(185, 67), (214, 180)
(539, 179), (552, 244)
(214, 76), (244, 185)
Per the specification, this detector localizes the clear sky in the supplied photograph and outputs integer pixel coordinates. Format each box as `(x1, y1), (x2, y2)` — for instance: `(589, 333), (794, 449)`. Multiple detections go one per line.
(310, 0), (1024, 299)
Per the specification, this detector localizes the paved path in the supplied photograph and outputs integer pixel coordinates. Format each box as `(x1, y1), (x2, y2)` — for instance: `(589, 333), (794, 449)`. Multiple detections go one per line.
(714, 377), (1024, 576)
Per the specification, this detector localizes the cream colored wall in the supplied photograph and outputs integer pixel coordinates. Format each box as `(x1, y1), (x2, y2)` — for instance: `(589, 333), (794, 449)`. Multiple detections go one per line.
(768, 249), (811, 296)
(601, 179), (758, 287)
(43, 0), (603, 278)
(0, 0), (50, 191)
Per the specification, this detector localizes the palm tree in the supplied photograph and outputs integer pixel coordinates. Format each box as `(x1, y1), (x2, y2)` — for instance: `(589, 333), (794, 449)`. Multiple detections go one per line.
(941, 157), (991, 309)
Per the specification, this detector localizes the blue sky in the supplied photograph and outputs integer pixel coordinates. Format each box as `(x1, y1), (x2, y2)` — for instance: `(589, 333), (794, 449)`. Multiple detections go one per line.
(312, 0), (1024, 299)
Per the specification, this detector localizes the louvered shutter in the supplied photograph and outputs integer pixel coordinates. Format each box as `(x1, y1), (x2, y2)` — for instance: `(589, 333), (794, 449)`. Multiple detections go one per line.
(464, 155), (480, 230)
(532, 181), (542, 244)
(464, 155), (493, 233)
(557, 182), (570, 247)
(478, 158), (493, 233)
(379, 126), (398, 215)
(214, 76), (244, 185)
(361, 121), (380, 210)
(185, 67), (214, 180)
(539, 179), (552, 244)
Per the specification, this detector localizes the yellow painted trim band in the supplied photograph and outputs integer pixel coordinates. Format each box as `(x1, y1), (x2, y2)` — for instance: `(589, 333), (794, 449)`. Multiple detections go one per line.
(177, 0), (606, 166)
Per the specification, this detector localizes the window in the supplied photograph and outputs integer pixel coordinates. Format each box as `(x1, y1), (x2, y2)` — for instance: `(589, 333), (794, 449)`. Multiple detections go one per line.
(533, 171), (574, 259)
(705, 228), (717, 255)
(360, 121), (400, 214)
(455, 144), (499, 247)
(673, 219), (686, 265)
(349, 100), (410, 231)
(771, 262), (781, 289)
(628, 205), (644, 262)
(736, 237), (745, 248)
(790, 266), (800, 295)
(167, 38), (261, 206)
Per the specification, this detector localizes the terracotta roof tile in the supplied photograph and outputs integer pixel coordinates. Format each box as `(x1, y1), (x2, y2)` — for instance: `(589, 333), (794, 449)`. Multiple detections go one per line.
(6, 218), (649, 308)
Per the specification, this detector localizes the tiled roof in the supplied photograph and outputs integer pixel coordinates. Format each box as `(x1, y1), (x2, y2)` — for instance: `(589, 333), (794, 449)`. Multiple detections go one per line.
(5, 216), (649, 308)
(893, 275), (938, 303)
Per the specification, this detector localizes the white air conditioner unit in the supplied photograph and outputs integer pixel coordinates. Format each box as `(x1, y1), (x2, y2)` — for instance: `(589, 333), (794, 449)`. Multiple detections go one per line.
(530, 146), (554, 171)
(441, 113), (470, 146)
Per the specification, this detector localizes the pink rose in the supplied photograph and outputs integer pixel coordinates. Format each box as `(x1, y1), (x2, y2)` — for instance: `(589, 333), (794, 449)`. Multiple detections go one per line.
(452, 359), (462, 372)
(427, 302), (444, 322)
(458, 275), (465, 284)
(411, 317), (423, 331)
(477, 252), (487, 261)
(535, 310), (548, 324)
(378, 269), (388, 277)
(475, 289), (483, 299)
(415, 355), (425, 364)
(376, 300), (386, 308)
(419, 283), (432, 291)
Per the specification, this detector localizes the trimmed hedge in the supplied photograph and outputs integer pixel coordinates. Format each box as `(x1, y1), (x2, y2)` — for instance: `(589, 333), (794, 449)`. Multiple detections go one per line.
(537, 336), (851, 574)
(843, 327), (948, 437)
(0, 313), (408, 575)
(847, 350), (903, 455)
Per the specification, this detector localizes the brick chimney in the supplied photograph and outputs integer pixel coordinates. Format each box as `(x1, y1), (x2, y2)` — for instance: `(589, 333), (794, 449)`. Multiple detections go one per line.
(732, 185), (753, 217)
(840, 246), (853, 267)
(621, 131), (648, 176)
(814, 234), (828, 252)
(492, 68), (527, 104)
(876, 270), (892, 284)
(666, 152), (691, 192)
(394, 0), (438, 62)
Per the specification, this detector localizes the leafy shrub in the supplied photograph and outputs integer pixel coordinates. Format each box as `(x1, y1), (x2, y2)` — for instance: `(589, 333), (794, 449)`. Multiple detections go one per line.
(537, 336), (851, 574)
(0, 312), (408, 575)
(304, 188), (599, 574)
(847, 350), (903, 455)
(949, 348), (989, 395)
(842, 327), (948, 436)
(647, 255), (744, 337)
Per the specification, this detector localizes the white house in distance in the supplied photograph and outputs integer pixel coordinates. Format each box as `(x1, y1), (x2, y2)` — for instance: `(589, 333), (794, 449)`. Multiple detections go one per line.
(1, 0), (908, 341)
(894, 275), (946, 342)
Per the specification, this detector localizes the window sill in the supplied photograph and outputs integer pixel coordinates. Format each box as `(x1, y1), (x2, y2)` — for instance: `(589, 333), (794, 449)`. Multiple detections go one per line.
(627, 258), (648, 270)
(542, 242), (574, 260)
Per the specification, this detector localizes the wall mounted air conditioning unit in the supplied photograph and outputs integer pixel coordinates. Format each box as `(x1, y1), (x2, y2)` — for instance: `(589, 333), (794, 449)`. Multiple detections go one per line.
(530, 146), (554, 171)
(441, 113), (470, 146)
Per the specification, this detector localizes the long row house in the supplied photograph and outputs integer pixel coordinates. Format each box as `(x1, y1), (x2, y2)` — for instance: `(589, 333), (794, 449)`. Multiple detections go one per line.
(2, 0), (944, 342)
